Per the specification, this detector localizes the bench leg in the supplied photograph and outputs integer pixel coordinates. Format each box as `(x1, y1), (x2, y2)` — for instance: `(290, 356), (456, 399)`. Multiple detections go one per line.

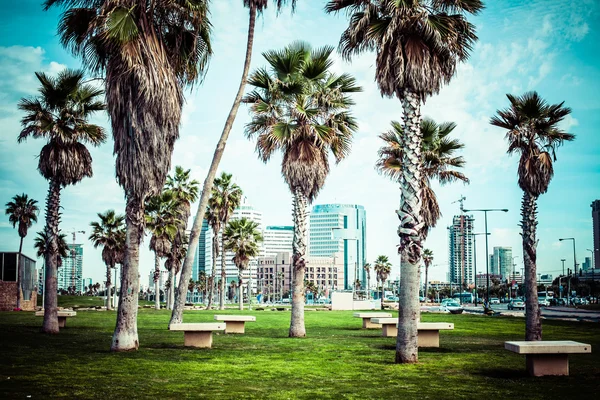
(58, 317), (67, 328)
(418, 330), (439, 347)
(183, 331), (213, 348)
(363, 318), (380, 329)
(382, 324), (397, 337)
(526, 354), (569, 376)
(226, 321), (245, 334)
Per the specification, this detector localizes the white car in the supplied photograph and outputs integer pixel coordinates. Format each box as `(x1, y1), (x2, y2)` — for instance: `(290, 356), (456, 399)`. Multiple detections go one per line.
(440, 299), (464, 314)
(489, 298), (500, 305)
(538, 298), (550, 307)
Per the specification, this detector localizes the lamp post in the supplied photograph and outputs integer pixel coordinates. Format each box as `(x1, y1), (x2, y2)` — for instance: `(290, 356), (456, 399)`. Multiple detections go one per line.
(459, 232), (489, 305)
(559, 238), (577, 276)
(560, 259), (566, 299)
(586, 249), (596, 271)
(510, 256), (519, 299)
(463, 208), (509, 308)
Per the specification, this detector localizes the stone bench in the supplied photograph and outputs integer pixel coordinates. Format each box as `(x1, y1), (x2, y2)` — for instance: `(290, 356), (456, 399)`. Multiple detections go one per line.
(35, 311), (77, 328)
(371, 318), (454, 347)
(353, 312), (392, 329)
(169, 323), (225, 348)
(213, 315), (256, 334)
(505, 340), (592, 376)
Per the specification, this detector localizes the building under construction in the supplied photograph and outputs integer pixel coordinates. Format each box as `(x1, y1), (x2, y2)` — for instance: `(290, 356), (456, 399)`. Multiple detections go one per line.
(448, 215), (475, 287)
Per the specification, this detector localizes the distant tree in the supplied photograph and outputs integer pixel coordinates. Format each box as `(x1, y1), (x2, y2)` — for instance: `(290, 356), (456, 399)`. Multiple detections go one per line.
(374, 255), (392, 310)
(363, 263), (372, 299)
(422, 249), (434, 302)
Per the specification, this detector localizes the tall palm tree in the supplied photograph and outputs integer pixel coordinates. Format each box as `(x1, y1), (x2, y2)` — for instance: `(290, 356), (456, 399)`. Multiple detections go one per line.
(422, 249), (434, 302)
(212, 173), (243, 311)
(46, 0), (213, 351)
(491, 92), (574, 341)
(89, 210), (126, 310)
(145, 191), (181, 310)
(34, 228), (69, 268)
(204, 192), (222, 310)
(223, 218), (263, 311)
(244, 42), (361, 337)
(18, 69), (106, 334)
(327, 0), (483, 363)
(363, 262), (371, 300)
(5, 194), (39, 309)
(374, 255), (392, 309)
(177, 0), (298, 323)
(165, 232), (188, 310)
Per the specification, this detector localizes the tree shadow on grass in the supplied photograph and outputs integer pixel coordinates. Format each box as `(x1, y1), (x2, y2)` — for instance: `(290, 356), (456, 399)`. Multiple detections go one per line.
(475, 367), (526, 379)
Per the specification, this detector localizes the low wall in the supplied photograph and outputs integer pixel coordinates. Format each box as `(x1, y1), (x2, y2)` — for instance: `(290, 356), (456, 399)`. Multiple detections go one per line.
(0, 281), (37, 311)
(331, 292), (382, 310)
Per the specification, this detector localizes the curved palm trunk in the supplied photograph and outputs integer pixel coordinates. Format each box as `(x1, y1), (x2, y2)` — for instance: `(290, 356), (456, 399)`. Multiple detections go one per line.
(381, 278), (386, 310)
(111, 197), (142, 351)
(168, 268), (175, 310)
(153, 253), (160, 310)
(42, 179), (61, 334)
(106, 264), (112, 310)
(289, 189), (308, 337)
(239, 271), (244, 311)
(522, 191), (542, 341)
(170, 5), (258, 327)
(395, 89), (423, 364)
(206, 237), (218, 309)
(220, 234), (226, 310)
(16, 236), (24, 309)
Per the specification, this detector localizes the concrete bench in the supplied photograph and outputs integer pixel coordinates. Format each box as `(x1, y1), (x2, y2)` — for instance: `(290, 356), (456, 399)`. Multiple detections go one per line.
(35, 311), (77, 328)
(169, 323), (225, 348)
(214, 315), (256, 334)
(371, 318), (454, 347)
(505, 340), (592, 376)
(353, 312), (392, 329)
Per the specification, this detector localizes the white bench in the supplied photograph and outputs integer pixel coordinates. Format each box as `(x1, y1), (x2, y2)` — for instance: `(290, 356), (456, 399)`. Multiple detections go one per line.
(505, 340), (592, 376)
(169, 323), (225, 348)
(35, 310), (77, 328)
(371, 318), (454, 347)
(214, 315), (256, 334)
(353, 312), (392, 329)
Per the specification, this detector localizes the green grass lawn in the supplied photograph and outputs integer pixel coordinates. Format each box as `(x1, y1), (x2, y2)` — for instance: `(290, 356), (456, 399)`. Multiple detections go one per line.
(1, 301), (598, 399)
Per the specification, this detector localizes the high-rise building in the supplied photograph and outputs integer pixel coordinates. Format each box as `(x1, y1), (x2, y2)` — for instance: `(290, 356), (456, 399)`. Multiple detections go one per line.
(448, 215), (474, 285)
(489, 247), (513, 280)
(57, 244), (83, 292)
(263, 226), (293, 257)
(592, 200), (600, 270)
(192, 220), (211, 281)
(308, 204), (367, 290)
(582, 257), (591, 271)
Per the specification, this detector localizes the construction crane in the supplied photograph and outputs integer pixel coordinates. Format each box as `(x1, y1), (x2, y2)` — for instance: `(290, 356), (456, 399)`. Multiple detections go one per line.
(451, 195), (466, 212)
(69, 230), (86, 291)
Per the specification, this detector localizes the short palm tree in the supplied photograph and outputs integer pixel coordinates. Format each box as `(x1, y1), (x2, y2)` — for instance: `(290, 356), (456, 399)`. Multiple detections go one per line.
(46, 0), (213, 351)
(363, 262), (371, 299)
(145, 191), (181, 310)
(89, 210), (126, 310)
(327, 0), (483, 363)
(422, 249), (434, 302)
(491, 92), (574, 341)
(374, 255), (392, 309)
(244, 41), (361, 337)
(34, 228), (69, 268)
(5, 194), (39, 309)
(18, 69), (106, 334)
(223, 218), (263, 311)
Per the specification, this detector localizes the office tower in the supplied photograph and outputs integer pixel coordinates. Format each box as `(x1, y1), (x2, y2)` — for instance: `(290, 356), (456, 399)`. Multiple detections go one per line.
(490, 247), (513, 280)
(263, 226), (293, 257)
(57, 243), (83, 292)
(309, 204), (367, 290)
(582, 257), (591, 271)
(448, 215), (474, 285)
(592, 200), (600, 270)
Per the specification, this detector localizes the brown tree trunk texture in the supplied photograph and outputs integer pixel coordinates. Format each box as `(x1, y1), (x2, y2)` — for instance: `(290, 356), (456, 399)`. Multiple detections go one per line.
(42, 179), (61, 334)
(170, 5), (258, 327)
(154, 253), (160, 310)
(239, 272), (244, 311)
(424, 265), (429, 304)
(380, 279), (386, 310)
(170, 269), (176, 310)
(395, 89), (423, 364)
(206, 236), (218, 310)
(106, 264), (112, 310)
(111, 197), (142, 351)
(289, 189), (308, 337)
(16, 236), (24, 309)
(522, 191), (542, 341)
(220, 234), (226, 310)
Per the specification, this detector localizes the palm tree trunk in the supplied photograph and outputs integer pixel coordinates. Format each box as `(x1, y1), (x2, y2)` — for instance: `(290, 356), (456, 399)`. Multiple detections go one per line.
(42, 179), (61, 334)
(206, 237), (218, 310)
(111, 197), (142, 351)
(367, 273), (370, 300)
(239, 272), (244, 311)
(168, 269), (175, 310)
(106, 264), (112, 310)
(381, 278), (386, 310)
(522, 191), (542, 341)
(16, 236), (24, 309)
(424, 265), (429, 304)
(154, 253), (160, 310)
(170, 5), (259, 327)
(395, 88), (423, 364)
(220, 234), (226, 310)
(289, 189), (308, 337)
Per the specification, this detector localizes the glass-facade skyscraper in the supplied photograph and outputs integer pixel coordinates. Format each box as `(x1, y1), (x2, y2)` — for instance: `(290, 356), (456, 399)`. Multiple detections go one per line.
(57, 243), (83, 291)
(448, 215), (474, 285)
(308, 204), (366, 290)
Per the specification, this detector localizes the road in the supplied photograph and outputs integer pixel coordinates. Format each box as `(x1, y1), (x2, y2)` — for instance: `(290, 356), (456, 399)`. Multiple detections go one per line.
(460, 303), (600, 321)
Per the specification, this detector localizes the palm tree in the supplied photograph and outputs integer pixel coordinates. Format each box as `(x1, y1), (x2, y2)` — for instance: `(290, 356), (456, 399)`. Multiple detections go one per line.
(46, 0), (213, 351)
(363, 262), (371, 300)
(213, 173), (243, 311)
(204, 200), (220, 310)
(374, 255), (392, 309)
(5, 194), (39, 309)
(34, 228), (69, 267)
(146, 191), (181, 310)
(18, 69), (106, 334)
(244, 42), (361, 337)
(327, 0), (483, 363)
(89, 210), (126, 310)
(491, 92), (574, 341)
(422, 249), (434, 303)
(223, 218), (263, 311)
(165, 230), (188, 310)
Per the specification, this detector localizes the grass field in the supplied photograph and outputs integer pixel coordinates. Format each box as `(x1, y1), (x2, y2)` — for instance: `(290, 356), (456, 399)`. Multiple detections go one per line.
(1, 298), (598, 399)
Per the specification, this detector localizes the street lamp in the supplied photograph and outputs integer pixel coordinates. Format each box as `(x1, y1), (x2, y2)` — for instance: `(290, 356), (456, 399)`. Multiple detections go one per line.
(559, 238), (577, 276)
(459, 232), (489, 305)
(586, 249), (596, 271)
(463, 208), (509, 307)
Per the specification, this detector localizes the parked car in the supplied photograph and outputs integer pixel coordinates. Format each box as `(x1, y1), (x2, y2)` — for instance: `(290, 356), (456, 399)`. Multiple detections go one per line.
(489, 298), (500, 305)
(538, 298), (550, 307)
(549, 298), (566, 306)
(440, 299), (464, 314)
(508, 298), (525, 310)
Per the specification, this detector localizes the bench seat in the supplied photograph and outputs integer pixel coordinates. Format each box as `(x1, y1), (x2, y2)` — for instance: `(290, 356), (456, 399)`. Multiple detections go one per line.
(169, 323), (225, 348)
(505, 340), (592, 376)
(353, 312), (392, 329)
(35, 311), (77, 328)
(371, 318), (454, 347)
(213, 315), (256, 334)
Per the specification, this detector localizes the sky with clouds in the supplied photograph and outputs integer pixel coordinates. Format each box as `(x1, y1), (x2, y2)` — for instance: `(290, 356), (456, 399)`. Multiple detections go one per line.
(0, 0), (598, 286)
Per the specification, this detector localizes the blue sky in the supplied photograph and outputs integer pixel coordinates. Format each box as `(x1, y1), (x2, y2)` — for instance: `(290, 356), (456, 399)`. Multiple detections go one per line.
(0, 0), (598, 285)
